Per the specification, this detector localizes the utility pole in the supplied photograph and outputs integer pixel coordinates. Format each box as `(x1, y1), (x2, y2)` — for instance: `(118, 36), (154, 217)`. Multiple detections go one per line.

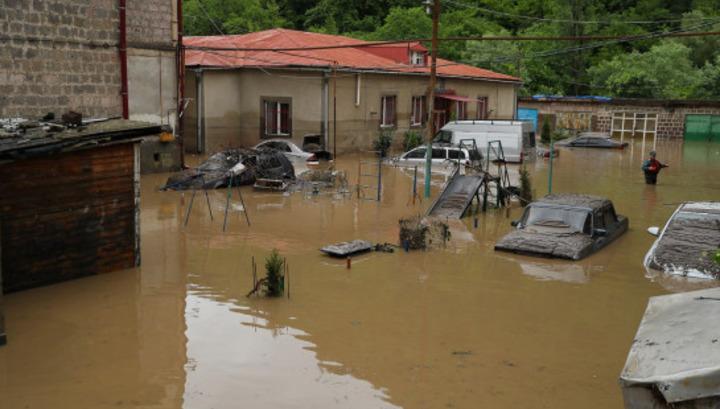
(424, 0), (439, 199)
(332, 63), (337, 162)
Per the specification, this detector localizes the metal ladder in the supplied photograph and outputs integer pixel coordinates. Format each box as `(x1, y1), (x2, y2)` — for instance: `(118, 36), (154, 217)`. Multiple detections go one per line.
(356, 155), (382, 201)
(484, 140), (511, 207)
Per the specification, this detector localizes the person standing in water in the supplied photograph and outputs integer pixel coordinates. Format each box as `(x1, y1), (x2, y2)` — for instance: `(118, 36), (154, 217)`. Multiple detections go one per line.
(641, 151), (667, 185)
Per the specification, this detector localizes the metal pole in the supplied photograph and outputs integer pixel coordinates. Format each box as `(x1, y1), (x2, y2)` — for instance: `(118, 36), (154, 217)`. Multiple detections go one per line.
(424, 0), (439, 199)
(223, 175), (233, 231)
(333, 63), (337, 162)
(548, 138), (554, 195)
(412, 165), (418, 205)
(377, 155), (382, 201)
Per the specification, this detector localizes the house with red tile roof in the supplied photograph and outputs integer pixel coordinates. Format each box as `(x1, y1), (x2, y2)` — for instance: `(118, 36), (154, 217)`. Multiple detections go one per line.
(182, 29), (521, 153)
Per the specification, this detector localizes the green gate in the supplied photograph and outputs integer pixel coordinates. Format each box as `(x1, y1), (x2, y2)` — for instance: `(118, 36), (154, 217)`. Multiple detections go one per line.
(684, 114), (720, 142)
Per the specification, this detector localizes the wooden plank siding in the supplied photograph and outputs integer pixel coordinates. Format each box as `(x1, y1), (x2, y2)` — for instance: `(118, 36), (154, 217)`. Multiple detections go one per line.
(0, 142), (140, 293)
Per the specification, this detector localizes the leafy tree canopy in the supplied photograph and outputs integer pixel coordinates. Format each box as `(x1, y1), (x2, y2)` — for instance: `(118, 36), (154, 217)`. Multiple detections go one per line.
(183, 0), (720, 99)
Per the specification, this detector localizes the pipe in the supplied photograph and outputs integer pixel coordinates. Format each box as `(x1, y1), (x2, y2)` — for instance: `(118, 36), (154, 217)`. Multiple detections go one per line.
(177, 0), (185, 166)
(119, 0), (129, 119)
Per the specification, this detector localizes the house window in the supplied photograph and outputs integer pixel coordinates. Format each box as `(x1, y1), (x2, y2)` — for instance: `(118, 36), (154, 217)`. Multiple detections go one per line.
(380, 95), (396, 128)
(410, 51), (425, 66)
(262, 98), (291, 137)
(455, 101), (467, 120)
(476, 96), (488, 119)
(411, 96), (426, 126)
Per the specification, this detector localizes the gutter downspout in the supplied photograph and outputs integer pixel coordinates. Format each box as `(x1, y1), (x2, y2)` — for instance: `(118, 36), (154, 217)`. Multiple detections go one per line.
(176, 0), (185, 166)
(195, 69), (203, 153)
(322, 72), (329, 150)
(119, 0), (129, 119)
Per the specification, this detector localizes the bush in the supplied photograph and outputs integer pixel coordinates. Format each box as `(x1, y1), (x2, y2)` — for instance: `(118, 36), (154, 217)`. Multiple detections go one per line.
(373, 130), (394, 157)
(264, 249), (284, 297)
(541, 117), (552, 144)
(403, 130), (424, 152)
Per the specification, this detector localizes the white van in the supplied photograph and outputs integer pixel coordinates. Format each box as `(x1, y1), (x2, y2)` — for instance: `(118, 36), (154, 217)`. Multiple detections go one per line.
(433, 120), (536, 163)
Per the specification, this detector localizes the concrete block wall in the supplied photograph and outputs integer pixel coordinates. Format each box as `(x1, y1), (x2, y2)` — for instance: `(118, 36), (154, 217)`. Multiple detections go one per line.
(519, 100), (720, 139)
(0, 0), (122, 118)
(0, 0), (177, 121)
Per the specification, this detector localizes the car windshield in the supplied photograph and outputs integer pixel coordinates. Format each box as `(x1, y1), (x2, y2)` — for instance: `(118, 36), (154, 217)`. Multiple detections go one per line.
(524, 205), (591, 233)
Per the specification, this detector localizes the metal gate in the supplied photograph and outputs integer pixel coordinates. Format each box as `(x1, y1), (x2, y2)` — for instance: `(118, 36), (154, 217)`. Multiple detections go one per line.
(684, 114), (720, 142)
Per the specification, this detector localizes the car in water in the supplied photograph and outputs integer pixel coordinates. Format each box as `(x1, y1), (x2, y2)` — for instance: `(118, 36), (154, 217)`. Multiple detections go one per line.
(253, 139), (319, 164)
(494, 194), (628, 260)
(393, 145), (482, 168)
(644, 201), (720, 279)
(560, 133), (628, 149)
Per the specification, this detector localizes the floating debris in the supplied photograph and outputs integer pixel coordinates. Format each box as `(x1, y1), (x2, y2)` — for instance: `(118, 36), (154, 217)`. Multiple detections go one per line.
(399, 215), (451, 250)
(320, 240), (373, 257)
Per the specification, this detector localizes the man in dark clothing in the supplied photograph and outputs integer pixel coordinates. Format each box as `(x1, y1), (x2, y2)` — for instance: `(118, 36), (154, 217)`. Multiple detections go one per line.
(641, 151), (667, 185)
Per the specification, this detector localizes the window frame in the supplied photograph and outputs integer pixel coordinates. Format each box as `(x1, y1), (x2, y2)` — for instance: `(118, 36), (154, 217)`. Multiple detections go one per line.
(410, 51), (425, 66)
(455, 100), (467, 120)
(476, 96), (488, 120)
(380, 95), (397, 129)
(260, 97), (292, 139)
(410, 95), (426, 127)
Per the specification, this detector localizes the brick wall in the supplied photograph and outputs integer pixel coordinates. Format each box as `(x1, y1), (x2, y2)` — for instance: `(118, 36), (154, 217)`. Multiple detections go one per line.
(0, 0), (176, 119)
(519, 100), (720, 139)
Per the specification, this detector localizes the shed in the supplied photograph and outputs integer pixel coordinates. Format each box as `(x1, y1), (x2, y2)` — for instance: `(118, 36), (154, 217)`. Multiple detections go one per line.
(620, 287), (720, 409)
(0, 119), (161, 292)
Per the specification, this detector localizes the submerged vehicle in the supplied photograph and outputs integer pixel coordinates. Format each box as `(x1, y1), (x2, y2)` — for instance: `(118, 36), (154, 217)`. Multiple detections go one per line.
(393, 144), (481, 169)
(620, 287), (720, 409)
(644, 201), (720, 279)
(561, 133), (628, 149)
(433, 120), (536, 163)
(163, 148), (295, 190)
(494, 194), (628, 260)
(253, 139), (320, 164)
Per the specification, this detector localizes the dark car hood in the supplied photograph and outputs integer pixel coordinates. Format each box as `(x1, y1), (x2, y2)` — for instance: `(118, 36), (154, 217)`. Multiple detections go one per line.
(494, 229), (594, 260)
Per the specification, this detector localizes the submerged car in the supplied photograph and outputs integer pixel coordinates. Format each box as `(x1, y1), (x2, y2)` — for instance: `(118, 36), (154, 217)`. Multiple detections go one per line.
(644, 201), (720, 279)
(494, 194), (628, 260)
(393, 145), (482, 168)
(561, 133), (628, 149)
(253, 139), (320, 164)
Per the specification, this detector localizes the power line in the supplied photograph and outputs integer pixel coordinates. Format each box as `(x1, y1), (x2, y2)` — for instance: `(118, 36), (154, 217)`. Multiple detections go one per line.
(183, 30), (720, 52)
(443, 0), (720, 26)
(195, 0), (224, 35)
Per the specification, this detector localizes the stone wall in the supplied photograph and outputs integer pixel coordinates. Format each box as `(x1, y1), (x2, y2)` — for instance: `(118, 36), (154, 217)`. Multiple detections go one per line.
(0, 0), (177, 120)
(519, 99), (720, 139)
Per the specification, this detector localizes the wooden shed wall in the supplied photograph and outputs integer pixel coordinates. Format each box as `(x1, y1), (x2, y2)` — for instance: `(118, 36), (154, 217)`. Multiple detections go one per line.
(0, 142), (140, 292)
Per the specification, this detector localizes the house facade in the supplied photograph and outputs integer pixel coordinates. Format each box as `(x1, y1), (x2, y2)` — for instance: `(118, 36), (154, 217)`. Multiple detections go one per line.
(183, 29), (521, 154)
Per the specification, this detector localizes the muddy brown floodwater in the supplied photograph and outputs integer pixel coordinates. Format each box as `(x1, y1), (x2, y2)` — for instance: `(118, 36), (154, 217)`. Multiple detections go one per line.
(1, 140), (719, 409)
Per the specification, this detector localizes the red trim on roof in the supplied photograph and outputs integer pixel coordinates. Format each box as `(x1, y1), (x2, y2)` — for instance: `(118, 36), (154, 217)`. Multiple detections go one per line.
(185, 29), (521, 83)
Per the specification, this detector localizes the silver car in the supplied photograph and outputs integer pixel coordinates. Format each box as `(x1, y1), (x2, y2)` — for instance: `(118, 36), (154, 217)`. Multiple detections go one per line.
(394, 145), (480, 168)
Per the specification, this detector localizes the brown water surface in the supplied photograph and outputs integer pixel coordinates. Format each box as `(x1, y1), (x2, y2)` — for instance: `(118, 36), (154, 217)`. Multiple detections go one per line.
(1, 139), (719, 409)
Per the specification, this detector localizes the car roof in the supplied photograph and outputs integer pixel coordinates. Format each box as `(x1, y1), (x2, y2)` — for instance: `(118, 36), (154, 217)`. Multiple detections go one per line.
(533, 194), (612, 211)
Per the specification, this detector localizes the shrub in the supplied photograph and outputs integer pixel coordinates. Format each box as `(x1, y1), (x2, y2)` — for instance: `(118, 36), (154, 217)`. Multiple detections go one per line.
(403, 130), (424, 152)
(373, 130), (394, 157)
(264, 249), (284, 297)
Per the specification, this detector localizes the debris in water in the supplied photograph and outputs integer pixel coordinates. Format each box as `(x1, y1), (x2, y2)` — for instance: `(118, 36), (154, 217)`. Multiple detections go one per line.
(320, 240), (373, 258)
(399, 215), (451, 250)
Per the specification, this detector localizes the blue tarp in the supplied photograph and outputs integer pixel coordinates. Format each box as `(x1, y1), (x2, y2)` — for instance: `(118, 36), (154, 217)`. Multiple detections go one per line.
(531, 95), (613, 103)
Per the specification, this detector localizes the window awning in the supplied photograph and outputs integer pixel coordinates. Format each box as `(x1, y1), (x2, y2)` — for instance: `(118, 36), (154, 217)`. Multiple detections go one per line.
(436, 94), (481, 102)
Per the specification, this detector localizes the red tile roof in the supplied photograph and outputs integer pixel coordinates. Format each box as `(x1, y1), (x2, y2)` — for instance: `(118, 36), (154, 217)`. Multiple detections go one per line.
(185, 29), (521, 83)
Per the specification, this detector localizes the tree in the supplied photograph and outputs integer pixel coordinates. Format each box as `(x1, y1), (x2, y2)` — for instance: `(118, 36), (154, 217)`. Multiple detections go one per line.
(588, 41), (703, 99)
(183, 0), (286, 36)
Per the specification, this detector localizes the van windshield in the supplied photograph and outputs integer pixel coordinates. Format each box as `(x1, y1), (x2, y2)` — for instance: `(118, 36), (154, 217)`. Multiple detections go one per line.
(433, 130), (453, 144)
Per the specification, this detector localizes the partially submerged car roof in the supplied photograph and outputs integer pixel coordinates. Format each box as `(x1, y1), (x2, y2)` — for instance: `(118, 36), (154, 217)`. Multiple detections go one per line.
(533, 194), (612, 211)
(645, 201), (720, 279)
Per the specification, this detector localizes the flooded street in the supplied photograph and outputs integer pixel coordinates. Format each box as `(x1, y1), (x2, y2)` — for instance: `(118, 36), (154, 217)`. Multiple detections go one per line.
(1, 140), (719, 409)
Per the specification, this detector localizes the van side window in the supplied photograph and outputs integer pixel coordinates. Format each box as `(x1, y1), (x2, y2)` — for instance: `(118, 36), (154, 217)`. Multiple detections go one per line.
(434, 130), (453, 144)
(432, 148), (446, 159)
(604, 205), (617, 226)
(405, 148), (426, 159)
(448, 150), (466, 160)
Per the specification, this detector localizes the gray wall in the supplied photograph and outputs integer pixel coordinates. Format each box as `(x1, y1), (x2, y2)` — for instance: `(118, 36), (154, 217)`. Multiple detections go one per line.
(0, 0), (178, 126)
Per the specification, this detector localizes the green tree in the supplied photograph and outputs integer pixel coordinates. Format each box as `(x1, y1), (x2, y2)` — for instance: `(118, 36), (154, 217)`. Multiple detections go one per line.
(184, 0), (286, 35)
(588, 41), (703, 98)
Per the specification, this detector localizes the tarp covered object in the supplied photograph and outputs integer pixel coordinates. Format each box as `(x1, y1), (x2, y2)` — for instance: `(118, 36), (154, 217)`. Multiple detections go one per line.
(620, 287), (720, 405)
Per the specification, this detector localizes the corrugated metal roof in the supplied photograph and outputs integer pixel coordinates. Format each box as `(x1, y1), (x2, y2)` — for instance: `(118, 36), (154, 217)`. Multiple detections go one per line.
(185, 29), (521, 83)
